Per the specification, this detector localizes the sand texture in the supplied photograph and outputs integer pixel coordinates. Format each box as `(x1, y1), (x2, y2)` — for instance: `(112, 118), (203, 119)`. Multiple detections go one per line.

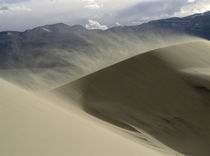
(1, 40), (210, 156)
(53, 40), (210, 156)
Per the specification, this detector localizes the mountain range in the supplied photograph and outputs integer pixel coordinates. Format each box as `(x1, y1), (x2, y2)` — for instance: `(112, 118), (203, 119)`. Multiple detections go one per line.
(0, 11), (210, 90)
(109, 11), (210, 39)
(0, 11), (210, 69)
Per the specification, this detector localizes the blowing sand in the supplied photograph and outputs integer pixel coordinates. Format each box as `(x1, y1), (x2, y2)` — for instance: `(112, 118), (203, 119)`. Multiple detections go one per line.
(1, 40), (210, 156)
(52, 40), (210, 156)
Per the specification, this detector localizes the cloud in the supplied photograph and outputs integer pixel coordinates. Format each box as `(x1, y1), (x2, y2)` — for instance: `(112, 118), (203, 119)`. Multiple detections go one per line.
(0, 0), (31, 13)
(173, 0), (210, 16)
(0, 6), (9, 10)
(10, 5), (32, 11)
(4, 0), (30, 3)
(115, 22), (121, 26)
(0, 5), (31, 13)
(0, 0), (210, 31)
(187, 0), (195, 3)
(83, 0), (103, 9)
(115, 0), (187, 25)
(108, 0), (210, 26)
(85, 19), (108, 30)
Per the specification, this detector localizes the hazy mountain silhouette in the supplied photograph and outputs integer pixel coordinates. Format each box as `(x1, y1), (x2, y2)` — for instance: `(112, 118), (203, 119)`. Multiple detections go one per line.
(0, 11), (210, 69)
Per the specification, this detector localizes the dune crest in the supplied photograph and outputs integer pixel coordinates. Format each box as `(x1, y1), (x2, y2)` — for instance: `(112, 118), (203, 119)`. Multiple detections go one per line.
(0, 78), (176, 156)
(52, 40), (210, 156)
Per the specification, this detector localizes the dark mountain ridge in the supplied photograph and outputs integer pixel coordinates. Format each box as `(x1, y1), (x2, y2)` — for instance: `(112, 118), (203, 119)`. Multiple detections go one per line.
(108, 11), (210, 39)
(0, 11), (210, 69)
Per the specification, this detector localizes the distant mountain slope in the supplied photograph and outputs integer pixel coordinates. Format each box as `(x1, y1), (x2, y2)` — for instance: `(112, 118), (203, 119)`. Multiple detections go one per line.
(0, 23), (91, 68)
(108, 11), (210, 40)
(0, 11), (209, 90)
(0, 11), (210, 69)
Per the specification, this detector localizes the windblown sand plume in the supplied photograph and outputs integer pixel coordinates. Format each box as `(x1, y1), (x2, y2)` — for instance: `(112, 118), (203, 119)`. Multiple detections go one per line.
(1, 40), (210, 156)
(51, 40), (210, 156)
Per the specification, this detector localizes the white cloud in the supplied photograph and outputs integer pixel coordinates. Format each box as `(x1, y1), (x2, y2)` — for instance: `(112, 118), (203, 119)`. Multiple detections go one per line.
(9, 5), (32, 11)
(174, 0), (210, 17)
(1, 7), (31, 14)
(187, 0), (195, 3)
(85, 19), (108, 30)
(0, 0), (210, 31)
(83, 0), (103, 9)
(115, 22), (121, 26)
(0, 0), (32, 14)
(0, 5), (31, 13)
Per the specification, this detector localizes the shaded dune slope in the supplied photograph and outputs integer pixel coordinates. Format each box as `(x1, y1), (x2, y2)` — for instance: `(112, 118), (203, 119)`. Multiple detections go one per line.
(0, 79), (172, 156)
(53, 41), (210, 156)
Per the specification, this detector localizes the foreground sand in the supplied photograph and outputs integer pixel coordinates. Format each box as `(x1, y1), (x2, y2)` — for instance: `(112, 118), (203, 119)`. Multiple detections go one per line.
(52, 40), (210, 156)
(0, 79), (175, 156)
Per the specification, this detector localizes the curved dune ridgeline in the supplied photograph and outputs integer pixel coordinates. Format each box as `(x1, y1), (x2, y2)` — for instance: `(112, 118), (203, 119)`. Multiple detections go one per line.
(0, 78), (174, 156)
(52, 40), (210, 156)
(2, 40), (210, 156)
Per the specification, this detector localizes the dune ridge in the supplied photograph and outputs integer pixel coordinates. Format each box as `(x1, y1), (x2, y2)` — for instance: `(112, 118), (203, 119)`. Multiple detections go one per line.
(51, 40), (210, 156)
(0, 78), (176, 156)
(1, 40), (210, 156)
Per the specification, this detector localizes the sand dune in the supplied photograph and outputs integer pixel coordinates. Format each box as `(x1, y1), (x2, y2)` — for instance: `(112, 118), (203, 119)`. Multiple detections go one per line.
(0, 78), (174, 156)
(52, 40), (210, 156)
(2, 40), (210, 156)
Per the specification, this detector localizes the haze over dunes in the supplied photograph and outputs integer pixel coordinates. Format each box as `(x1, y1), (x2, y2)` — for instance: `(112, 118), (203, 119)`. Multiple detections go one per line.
(0, 31), (197, 90)
(1, 11), (210, 90)
(1, 37), (210, 156)
(52, 40), (210, 156)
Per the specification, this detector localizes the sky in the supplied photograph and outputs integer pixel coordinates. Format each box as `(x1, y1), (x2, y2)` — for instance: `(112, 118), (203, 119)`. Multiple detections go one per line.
(0, 0), (210, 31)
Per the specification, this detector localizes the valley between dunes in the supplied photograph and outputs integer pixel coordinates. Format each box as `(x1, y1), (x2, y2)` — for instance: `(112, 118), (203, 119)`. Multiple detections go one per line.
(1, 40), (210, 156)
